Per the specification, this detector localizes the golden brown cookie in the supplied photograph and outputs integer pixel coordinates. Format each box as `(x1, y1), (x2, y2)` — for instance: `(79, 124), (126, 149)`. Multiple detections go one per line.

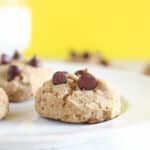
(0, 63), (50, 102)
(144, 64), (150, 75)
(35, 70), (120, 124)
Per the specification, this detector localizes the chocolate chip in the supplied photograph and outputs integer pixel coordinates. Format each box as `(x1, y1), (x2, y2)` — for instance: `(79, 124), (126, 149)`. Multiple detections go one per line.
(78, 73), (97, 90)
(70, 50), (76, 57)
(75, 69), (88, 76)
(12, 50), (21, 60)
(82, 52), (90, 59)
(7, 65), (21, 81)
(100, 59), (109, 66)
(52, 71), (67, 85)
(27, 56), (40, 67)
(1, 54), (11, 64)
(62, 71), (68, 75)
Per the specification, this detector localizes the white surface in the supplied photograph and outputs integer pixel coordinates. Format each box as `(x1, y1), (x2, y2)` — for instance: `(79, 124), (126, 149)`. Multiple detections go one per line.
(113, 60), (146, 73)
(1, 61), (150, 149)
(0, 6), (31, 54)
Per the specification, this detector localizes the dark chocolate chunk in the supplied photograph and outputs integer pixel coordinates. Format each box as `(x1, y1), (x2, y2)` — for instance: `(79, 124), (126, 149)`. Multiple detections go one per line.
(82, 52), (90, 59)
(27, 56), (40, 67)
(1, 54), (11, 65)
(78, 73), (97, 90)
(70, 50), (76, 57)
(75, 69), (88, 76)
(1, 54), (11, 64)
(62, 71), (68, 75)
(7, 65), (21, 81)
(52, 71), (67, 85)
(12, 50), (21, 60)
(100, 59), (109, 66)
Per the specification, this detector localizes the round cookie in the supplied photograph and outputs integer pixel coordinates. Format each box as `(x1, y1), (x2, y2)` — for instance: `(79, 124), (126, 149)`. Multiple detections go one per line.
(0, 63), (50, 102)
(0, 88), (9, 119)
(0, 52), (51, 102)
(144, 64), (150, 75)
(0, 64), (33, 102)
(35, 70), (121, 124)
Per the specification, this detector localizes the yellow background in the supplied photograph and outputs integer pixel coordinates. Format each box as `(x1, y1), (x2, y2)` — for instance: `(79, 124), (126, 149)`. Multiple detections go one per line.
(1, 0), (150, 60)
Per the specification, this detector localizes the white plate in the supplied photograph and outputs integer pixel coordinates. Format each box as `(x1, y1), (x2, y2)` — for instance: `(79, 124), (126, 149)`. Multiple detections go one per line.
(1, 61), (150, 149)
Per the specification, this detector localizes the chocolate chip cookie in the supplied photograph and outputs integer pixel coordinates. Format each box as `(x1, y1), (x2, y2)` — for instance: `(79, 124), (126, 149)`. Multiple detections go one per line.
(70, 51), (110, 66)
(35, 69), (120, 124)
(144, 64), (150, 75)
(0, 63), (50, 102)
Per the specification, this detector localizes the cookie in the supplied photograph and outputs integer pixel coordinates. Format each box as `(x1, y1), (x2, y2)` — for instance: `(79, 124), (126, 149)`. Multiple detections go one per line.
(35, 69), (120, 124)
(0, 63), (50, 102)
(0, 88), (9, 119)
(70, 51), (110, 66)
(144, 64), (150, 75)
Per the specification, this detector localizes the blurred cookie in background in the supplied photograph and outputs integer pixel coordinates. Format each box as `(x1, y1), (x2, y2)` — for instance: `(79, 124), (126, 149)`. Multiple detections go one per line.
(143, 63), (150, 75)
(70, 50), (110, 66)
(0, 50), (51, 102)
